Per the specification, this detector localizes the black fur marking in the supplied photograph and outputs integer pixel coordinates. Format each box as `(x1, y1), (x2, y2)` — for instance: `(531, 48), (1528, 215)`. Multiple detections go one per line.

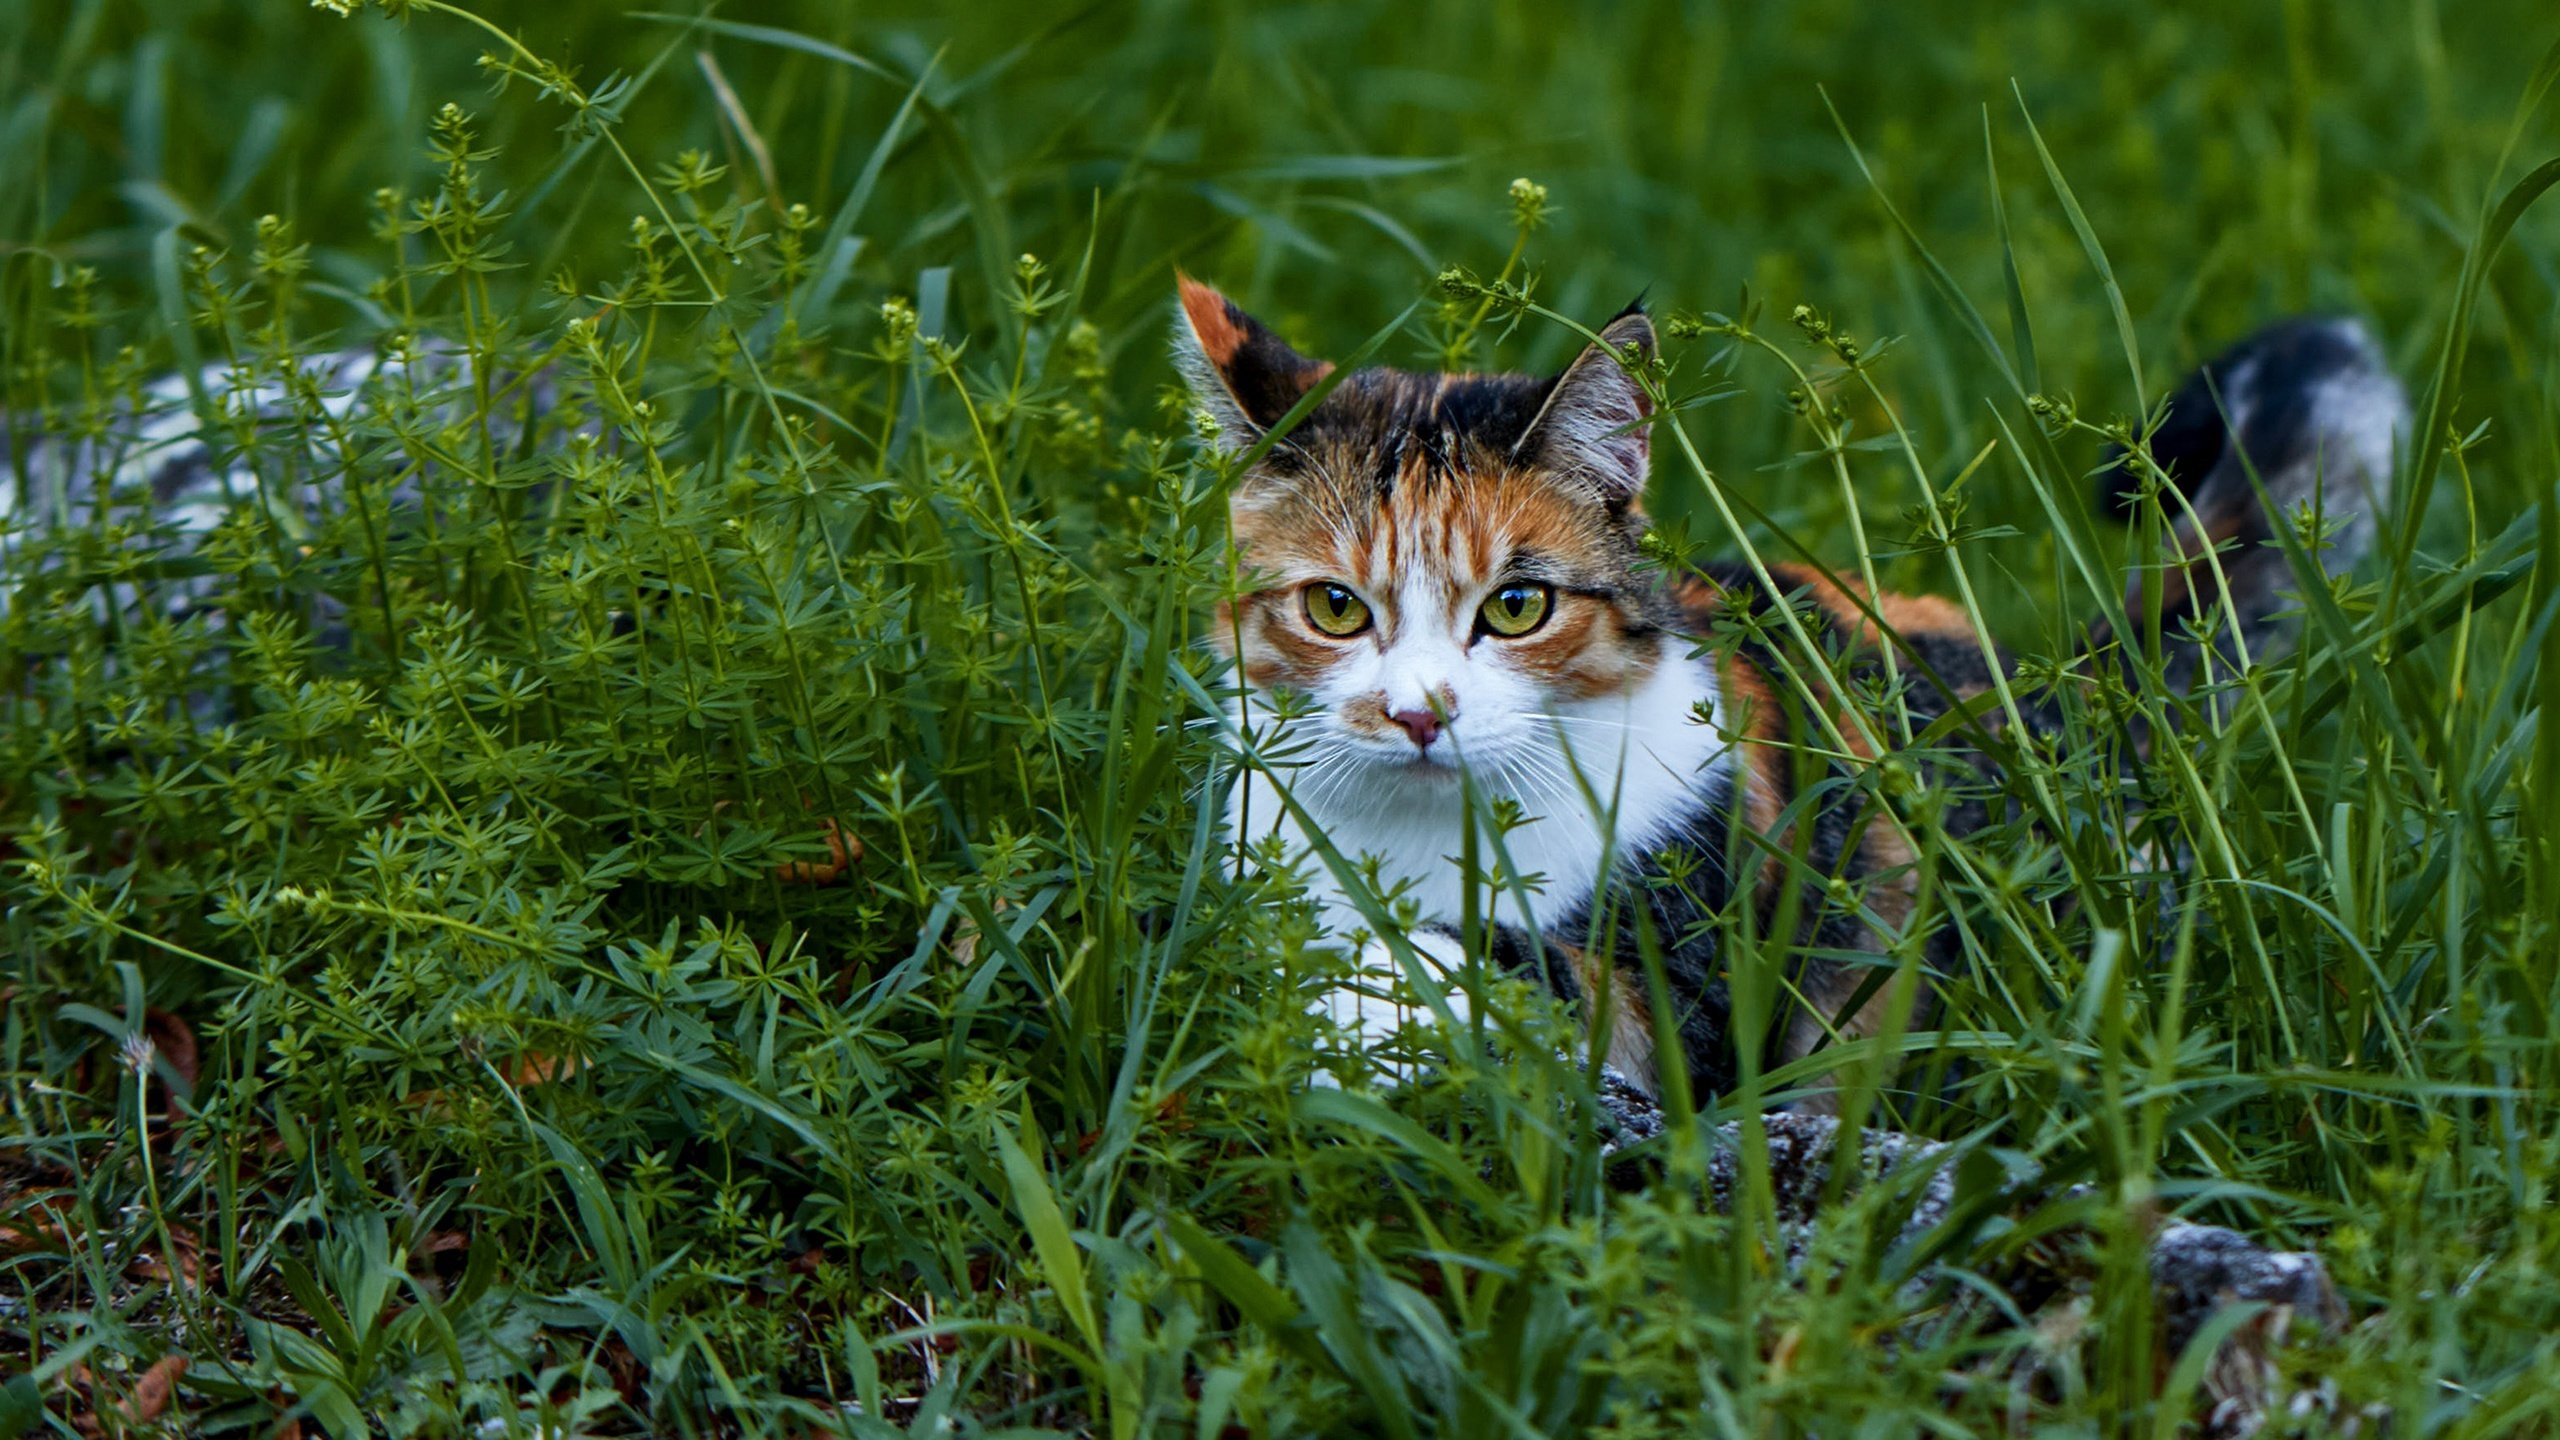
(2101, 316), (2382, 526)
(1294, 369), (1560, 488)
(1223, 319), (1330, 431)
(2090, 315), (2401, 695)
(1546, 759), (1751, 1098)
(1432, 373), (1562, 453)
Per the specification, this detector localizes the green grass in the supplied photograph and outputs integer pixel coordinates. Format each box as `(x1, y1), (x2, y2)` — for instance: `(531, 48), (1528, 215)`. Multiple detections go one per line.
(4, 0), (2559, 1434)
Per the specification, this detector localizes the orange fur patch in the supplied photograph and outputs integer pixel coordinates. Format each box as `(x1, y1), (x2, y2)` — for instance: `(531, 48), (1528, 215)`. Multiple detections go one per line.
(1768, 563), (1969, 650)
(1566, 943), (1660, 1092)
(1713, 651), (1791, 852)
(1177, 273), (1245, 367)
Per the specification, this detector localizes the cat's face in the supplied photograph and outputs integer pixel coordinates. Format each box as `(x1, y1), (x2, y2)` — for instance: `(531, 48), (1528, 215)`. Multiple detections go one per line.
(1179, 278), (1674, 792)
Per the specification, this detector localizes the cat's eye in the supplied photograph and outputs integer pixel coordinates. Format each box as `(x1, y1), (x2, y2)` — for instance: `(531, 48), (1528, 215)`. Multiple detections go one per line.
(1478, 583), (1553, 638)
(1302, 582), (1373, 637)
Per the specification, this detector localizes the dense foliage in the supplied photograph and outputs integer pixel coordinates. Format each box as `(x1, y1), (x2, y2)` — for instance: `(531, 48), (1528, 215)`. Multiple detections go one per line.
(3, 1), (2557, 1434)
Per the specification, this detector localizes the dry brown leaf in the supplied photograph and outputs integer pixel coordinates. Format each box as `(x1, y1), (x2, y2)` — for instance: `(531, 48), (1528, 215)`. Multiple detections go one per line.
(125, 1353), (188, 1422)
(775, 817), (861, 885)
(947, 895), (1007, 969)
(126, 1227), (209, 1293)
(1, 1191), (76, 1253)
(597, 1337), (646, 1406)
(67, 1363), (100, 1439)
(509, 1050), (580, 1086)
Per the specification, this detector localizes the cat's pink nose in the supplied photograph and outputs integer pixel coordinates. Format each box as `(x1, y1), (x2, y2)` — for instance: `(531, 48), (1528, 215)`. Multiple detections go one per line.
(1389, 708), (1442, 749)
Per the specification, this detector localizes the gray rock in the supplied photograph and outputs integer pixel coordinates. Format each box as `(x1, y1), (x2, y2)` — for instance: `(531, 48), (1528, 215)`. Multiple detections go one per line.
(1589, 1066), (2350, 1437)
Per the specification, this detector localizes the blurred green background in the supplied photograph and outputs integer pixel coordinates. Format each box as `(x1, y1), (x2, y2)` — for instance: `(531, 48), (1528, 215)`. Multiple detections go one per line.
(9, 0), (2555, 584)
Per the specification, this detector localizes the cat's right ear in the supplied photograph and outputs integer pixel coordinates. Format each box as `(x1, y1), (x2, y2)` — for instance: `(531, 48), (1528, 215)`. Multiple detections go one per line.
(1173, 274), (1332, 452)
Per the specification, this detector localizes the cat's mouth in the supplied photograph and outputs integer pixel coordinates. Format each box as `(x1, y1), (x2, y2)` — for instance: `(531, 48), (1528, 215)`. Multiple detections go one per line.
(1363, 744), (1466, 778)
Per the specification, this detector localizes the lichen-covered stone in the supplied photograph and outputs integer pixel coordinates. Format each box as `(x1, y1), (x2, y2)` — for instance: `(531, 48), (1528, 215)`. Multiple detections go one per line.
(1588, 1066), (2349, 1436)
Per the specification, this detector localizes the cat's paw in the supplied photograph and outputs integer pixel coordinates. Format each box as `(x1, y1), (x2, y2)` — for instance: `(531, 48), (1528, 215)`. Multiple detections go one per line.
(1309, 928), (1474, 1089)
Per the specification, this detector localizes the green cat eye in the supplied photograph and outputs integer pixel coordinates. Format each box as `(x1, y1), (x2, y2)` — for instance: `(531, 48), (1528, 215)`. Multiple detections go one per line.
(1302, 582), (1373, 637)
(1478, 583), (1553, 638)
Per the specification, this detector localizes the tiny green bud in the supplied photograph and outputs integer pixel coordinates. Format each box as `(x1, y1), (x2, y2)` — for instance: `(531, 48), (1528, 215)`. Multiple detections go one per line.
(1507, 176), (1550, 232)
(879, 297), (918, 350)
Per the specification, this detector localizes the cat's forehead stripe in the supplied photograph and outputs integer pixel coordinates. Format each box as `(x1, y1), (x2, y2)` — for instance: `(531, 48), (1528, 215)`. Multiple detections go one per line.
(1277, 366), (1558, 494)
(1237, 463), (1621, 589)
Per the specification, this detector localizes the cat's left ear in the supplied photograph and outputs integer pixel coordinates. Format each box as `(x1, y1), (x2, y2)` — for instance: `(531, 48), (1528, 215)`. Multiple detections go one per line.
(1173, 274), (1332, 452)
(1520, 303), (1656, 505)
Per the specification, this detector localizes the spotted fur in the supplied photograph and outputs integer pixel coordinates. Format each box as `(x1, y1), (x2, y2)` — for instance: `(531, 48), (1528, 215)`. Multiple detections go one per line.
(1187, 282), (2405, 1106)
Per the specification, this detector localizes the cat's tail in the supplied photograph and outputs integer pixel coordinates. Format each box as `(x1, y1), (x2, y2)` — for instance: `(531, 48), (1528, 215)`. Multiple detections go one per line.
(2090, 316), (2407, 694)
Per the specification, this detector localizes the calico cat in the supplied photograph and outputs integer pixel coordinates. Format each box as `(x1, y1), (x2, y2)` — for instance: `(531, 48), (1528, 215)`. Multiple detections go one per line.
(1176, 276), (2404, 1104)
